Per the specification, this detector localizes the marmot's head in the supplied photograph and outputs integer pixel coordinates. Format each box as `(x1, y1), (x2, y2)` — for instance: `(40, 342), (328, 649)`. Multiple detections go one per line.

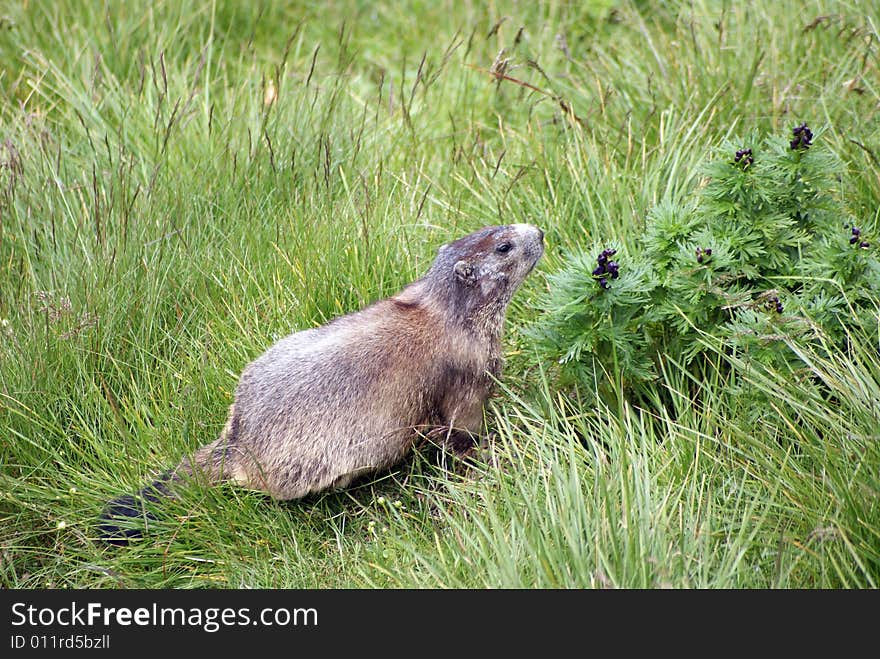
(427, 224), (544, 328)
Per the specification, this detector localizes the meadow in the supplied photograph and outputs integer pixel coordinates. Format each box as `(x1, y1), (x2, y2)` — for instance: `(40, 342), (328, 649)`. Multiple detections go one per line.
(1, 0), (878, 588)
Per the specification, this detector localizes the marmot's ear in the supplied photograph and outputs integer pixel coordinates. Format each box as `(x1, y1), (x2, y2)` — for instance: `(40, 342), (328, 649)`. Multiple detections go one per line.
(454, 260), (477, 286)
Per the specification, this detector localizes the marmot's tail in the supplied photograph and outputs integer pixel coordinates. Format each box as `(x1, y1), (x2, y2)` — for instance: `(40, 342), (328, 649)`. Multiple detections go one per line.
(98, 472), (175, 546)
(97, 434), (236, 546)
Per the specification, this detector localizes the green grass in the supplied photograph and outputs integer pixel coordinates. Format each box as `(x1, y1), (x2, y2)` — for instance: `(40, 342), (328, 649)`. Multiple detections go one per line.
(1, 0), (878, 588)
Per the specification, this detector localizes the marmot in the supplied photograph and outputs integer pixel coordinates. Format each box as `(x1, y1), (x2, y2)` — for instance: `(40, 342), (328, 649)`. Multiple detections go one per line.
(100, 223), (544, 544)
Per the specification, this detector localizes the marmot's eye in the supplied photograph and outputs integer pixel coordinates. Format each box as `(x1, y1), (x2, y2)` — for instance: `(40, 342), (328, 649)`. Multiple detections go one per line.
(496, 242), (512, 254)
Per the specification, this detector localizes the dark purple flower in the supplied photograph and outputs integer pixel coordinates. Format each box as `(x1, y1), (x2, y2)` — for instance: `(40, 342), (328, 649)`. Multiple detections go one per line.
(849, 227), (869, 248)
(593, 248), (619, 289)
(790, 122), (813, 150)
(766, 294), (783, 314)
(734, 148), (753, 167)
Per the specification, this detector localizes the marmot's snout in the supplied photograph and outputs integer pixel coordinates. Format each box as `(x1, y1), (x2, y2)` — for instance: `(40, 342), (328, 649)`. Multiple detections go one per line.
(508, 223), (545, 273)
(512, 223), (544, 242)
(509, 223), (543, 242)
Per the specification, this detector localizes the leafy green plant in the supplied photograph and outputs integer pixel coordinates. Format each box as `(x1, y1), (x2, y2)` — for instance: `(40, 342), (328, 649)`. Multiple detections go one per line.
(529, 124), (880, 393)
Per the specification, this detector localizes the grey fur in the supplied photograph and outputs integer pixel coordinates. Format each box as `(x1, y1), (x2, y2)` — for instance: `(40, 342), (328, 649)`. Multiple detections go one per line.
(105, 224), (543, 519)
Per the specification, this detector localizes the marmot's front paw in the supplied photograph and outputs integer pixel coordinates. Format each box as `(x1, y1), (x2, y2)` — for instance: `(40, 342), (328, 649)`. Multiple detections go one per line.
(478, 432), (497, 450)
(448, 430), (479, 455)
